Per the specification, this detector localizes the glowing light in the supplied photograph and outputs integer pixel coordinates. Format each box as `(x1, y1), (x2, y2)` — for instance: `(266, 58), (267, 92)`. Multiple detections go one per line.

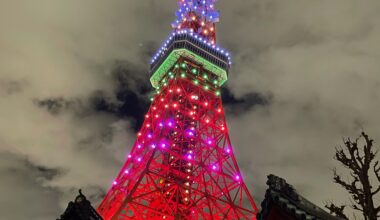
(191, 95), (199, 100)
(124, 170), (129, 174)
(113, 181), (118, 185)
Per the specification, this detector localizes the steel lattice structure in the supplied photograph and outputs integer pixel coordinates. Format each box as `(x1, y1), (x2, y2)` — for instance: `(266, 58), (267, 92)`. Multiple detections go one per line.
(98, 1), (258, 219)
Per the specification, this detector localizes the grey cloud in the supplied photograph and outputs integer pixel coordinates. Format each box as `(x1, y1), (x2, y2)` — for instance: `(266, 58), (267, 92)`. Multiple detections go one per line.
(1, 0), (380, 219)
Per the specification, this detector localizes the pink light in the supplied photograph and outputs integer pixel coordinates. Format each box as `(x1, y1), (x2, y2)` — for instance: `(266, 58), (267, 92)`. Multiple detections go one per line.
(161, 143), (166, 148)
(177, 88), (181, 93)
(128, 154), (132, 159)
(137, 144), (142, 149)
(235, 175), (240, 181)
(226, 148), (231, 154)
(148, 134), (153, 138)
(217, 108), (222, 113)
(207, 140), (213, 145)
(151, 144), (156, 149)
(187, 155), (192, 160)
(159, 122), (164, 127)
(113, 181), (118, 185)
(137, 157), (142, 162)
(212, 165), (217, 170)
(124, 170), (129, 174)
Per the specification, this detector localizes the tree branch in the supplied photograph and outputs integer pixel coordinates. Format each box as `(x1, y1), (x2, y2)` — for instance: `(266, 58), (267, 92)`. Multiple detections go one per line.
(325, 203), (349, 219)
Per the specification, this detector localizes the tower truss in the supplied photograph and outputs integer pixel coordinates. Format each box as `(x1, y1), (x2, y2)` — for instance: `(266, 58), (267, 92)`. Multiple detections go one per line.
(98, 1), (258, 219)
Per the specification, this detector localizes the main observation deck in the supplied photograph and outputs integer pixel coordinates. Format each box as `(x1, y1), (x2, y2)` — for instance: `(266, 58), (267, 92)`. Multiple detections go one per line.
(149, 30), (231, 89)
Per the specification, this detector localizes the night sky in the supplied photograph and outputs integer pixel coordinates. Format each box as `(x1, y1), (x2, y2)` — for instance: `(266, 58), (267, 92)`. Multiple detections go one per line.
(1, 0), (380, 219)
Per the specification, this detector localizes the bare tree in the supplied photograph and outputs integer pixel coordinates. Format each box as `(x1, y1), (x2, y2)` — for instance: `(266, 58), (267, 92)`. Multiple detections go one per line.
(326, 132), (380, 220)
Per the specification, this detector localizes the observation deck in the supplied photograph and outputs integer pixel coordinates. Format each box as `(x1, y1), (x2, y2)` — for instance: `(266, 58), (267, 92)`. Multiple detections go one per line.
(149, 30), (231, 89)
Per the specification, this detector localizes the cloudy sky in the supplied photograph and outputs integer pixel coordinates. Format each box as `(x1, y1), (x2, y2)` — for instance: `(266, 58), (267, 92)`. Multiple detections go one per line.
(1, 0), (380, 219)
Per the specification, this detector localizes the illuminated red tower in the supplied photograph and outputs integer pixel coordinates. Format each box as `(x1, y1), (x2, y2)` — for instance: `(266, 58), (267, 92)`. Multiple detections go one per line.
(97, 1), (258, 219)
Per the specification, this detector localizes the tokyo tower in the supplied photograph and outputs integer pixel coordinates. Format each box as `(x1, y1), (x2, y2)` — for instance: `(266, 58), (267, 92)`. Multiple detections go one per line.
(97, 0), (258, 219)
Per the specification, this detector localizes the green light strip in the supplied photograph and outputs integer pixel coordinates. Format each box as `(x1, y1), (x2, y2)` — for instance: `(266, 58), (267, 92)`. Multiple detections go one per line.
(150, 49), (228, 89)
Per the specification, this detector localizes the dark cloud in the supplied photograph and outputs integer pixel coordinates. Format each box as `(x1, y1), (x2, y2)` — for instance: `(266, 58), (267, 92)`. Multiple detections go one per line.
(1, 0), (380, 219)
(221, 88), (269, 115)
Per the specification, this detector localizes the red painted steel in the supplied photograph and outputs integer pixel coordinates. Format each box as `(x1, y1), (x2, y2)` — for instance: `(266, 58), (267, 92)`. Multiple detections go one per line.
(97, 58), (258, 219)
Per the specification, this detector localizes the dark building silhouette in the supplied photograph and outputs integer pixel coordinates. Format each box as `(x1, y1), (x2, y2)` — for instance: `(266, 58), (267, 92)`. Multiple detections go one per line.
(258, 175), (342, 220)
(57, 190), (103, 220)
